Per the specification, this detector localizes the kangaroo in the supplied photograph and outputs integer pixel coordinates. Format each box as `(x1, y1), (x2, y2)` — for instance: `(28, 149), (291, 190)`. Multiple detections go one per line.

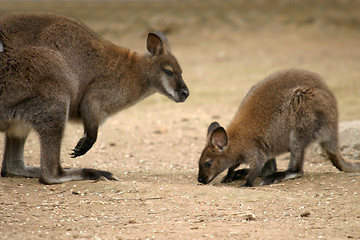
(0, 12), (189, 184)
(198, 69), (360, 187)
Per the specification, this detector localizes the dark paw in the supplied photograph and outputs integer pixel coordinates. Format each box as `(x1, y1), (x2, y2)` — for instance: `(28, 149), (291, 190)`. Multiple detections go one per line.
(221, 169), (249, 183)
(70, 137), (95, 158)
(221, 176), (233, 183)
(260, 172), (287, 186)
(240, 182), (253, 187)
(232, 169), (250, 180)
(260, 158), (277, 177)
(82, 168), (119, 181)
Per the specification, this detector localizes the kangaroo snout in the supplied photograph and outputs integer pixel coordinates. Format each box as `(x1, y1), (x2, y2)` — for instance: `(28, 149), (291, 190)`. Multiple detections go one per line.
(175, 85), (190, 103)
(197, 176), (208, 184)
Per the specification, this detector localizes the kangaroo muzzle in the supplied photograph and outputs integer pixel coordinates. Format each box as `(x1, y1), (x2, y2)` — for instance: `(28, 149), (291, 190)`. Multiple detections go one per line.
(175, 84), (189, 103)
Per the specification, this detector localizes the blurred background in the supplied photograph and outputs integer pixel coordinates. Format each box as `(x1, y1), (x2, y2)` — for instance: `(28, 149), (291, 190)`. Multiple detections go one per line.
(1, 0), (359, 120)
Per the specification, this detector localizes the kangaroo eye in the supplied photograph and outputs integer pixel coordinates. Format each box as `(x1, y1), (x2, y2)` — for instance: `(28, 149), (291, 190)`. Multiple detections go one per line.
(205, 160), (213, 168)
(163, 69), (174, 77)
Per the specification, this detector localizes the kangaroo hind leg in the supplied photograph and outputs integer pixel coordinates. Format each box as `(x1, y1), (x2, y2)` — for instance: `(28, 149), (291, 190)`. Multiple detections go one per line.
(260, 135), (305, 186)
(1, 120), (40, 178)
(33, 100), (118, 184)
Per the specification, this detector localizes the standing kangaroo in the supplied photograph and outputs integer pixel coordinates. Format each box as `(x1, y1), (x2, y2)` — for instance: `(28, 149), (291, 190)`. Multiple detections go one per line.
(198, 69), (360, 187)
(0, 13), (189, 184)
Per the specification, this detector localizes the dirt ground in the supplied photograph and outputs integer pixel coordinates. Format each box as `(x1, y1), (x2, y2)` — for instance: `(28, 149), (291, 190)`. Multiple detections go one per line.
(1, 1), (360, 239)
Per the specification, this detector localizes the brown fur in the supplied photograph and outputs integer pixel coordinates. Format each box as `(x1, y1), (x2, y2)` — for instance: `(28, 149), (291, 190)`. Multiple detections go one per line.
(0, 12), (189, 184)
(198, 69), (360, 187)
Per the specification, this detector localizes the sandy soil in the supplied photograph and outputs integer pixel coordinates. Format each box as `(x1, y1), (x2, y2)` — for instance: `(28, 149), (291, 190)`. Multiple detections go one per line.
(1, 106), (359, 240)
(1, 1), (360, 239)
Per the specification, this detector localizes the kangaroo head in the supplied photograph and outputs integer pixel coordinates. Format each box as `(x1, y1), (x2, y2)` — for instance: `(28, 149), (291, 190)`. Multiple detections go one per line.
(146, 31), (189, 103)
(198, 122), (230, 184)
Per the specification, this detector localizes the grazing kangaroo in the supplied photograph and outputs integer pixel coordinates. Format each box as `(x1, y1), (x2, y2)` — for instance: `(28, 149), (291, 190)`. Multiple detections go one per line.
(198, 69), (360, 187)
(0, 12), (189, 184)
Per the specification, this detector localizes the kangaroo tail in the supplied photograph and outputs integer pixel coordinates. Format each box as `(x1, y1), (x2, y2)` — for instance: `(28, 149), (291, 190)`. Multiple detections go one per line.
(319, 138), (360, 172)
(324, 149), (360, 172)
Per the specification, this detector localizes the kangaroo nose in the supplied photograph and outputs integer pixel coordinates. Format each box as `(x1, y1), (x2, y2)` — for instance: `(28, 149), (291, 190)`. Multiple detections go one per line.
(181, 88), (189, 99)
(198, 176), (206, 184)
(180, 86), (190, 101)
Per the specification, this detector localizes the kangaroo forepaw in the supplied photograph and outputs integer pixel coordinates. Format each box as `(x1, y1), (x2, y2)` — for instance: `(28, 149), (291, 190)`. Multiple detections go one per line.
(70, 137), (95, 158)
(221, 169), (249, 183)
(221, 175), (233, 183)
(240, 182), (253, 187)
(232, 169), (250, 180)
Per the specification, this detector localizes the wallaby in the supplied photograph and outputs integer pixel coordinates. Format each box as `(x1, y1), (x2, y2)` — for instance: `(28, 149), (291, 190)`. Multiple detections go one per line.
(198, 69), (360, 187)
(0, 12), (189, 184)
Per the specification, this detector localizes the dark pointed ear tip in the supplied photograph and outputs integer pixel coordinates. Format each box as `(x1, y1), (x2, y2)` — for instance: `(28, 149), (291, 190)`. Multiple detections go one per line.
(149, 31), (169, 43)
(213, 126), (227, 135)
(147, 31), (159, 37)
(208, 121), (221, 131)
(207, 121), (222, 136)
(210, 121), (220, 127)
(147, 32), (158, 39)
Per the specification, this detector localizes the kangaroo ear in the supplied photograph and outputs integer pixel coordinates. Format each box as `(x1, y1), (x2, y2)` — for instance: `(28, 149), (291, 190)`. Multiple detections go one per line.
(207, 121), (220, 137)
(210, 126), (228, 152)
(146, 31), (171, 56)
(147, 33), (162, 56)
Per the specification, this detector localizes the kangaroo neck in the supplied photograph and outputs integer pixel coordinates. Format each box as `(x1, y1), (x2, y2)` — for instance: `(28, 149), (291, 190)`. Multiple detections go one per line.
(110, 46), (154, 96)
(89, 45), (155, 113)
(225, 125), (251, 165)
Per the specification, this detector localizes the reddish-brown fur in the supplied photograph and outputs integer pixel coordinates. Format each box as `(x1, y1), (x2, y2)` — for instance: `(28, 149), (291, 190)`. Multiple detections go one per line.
(198, 69), (360, 187)
(0, 13), (189, 184)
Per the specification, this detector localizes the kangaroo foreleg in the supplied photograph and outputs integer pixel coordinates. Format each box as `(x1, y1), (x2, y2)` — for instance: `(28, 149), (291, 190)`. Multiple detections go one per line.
(259, 158), (277, 177)
(221, 163), (240, 183)
(242, 153), (267, 187)
(70, 100), (100, 158)
(222, 158), (277, 183)
(70, 132), (97, 158)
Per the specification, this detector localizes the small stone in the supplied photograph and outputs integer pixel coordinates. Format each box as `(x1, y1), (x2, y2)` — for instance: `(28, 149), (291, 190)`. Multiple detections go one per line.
(153, 125), (168, 134)
(243, 211), (256, 221)
(128, 219), (136, 224)
(300, 211), (311, 217)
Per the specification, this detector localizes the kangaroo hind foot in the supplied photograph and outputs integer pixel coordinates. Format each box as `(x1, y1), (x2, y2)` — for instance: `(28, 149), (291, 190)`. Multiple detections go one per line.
(260, 170), (302, 186)
(39, 168), (119, 185)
